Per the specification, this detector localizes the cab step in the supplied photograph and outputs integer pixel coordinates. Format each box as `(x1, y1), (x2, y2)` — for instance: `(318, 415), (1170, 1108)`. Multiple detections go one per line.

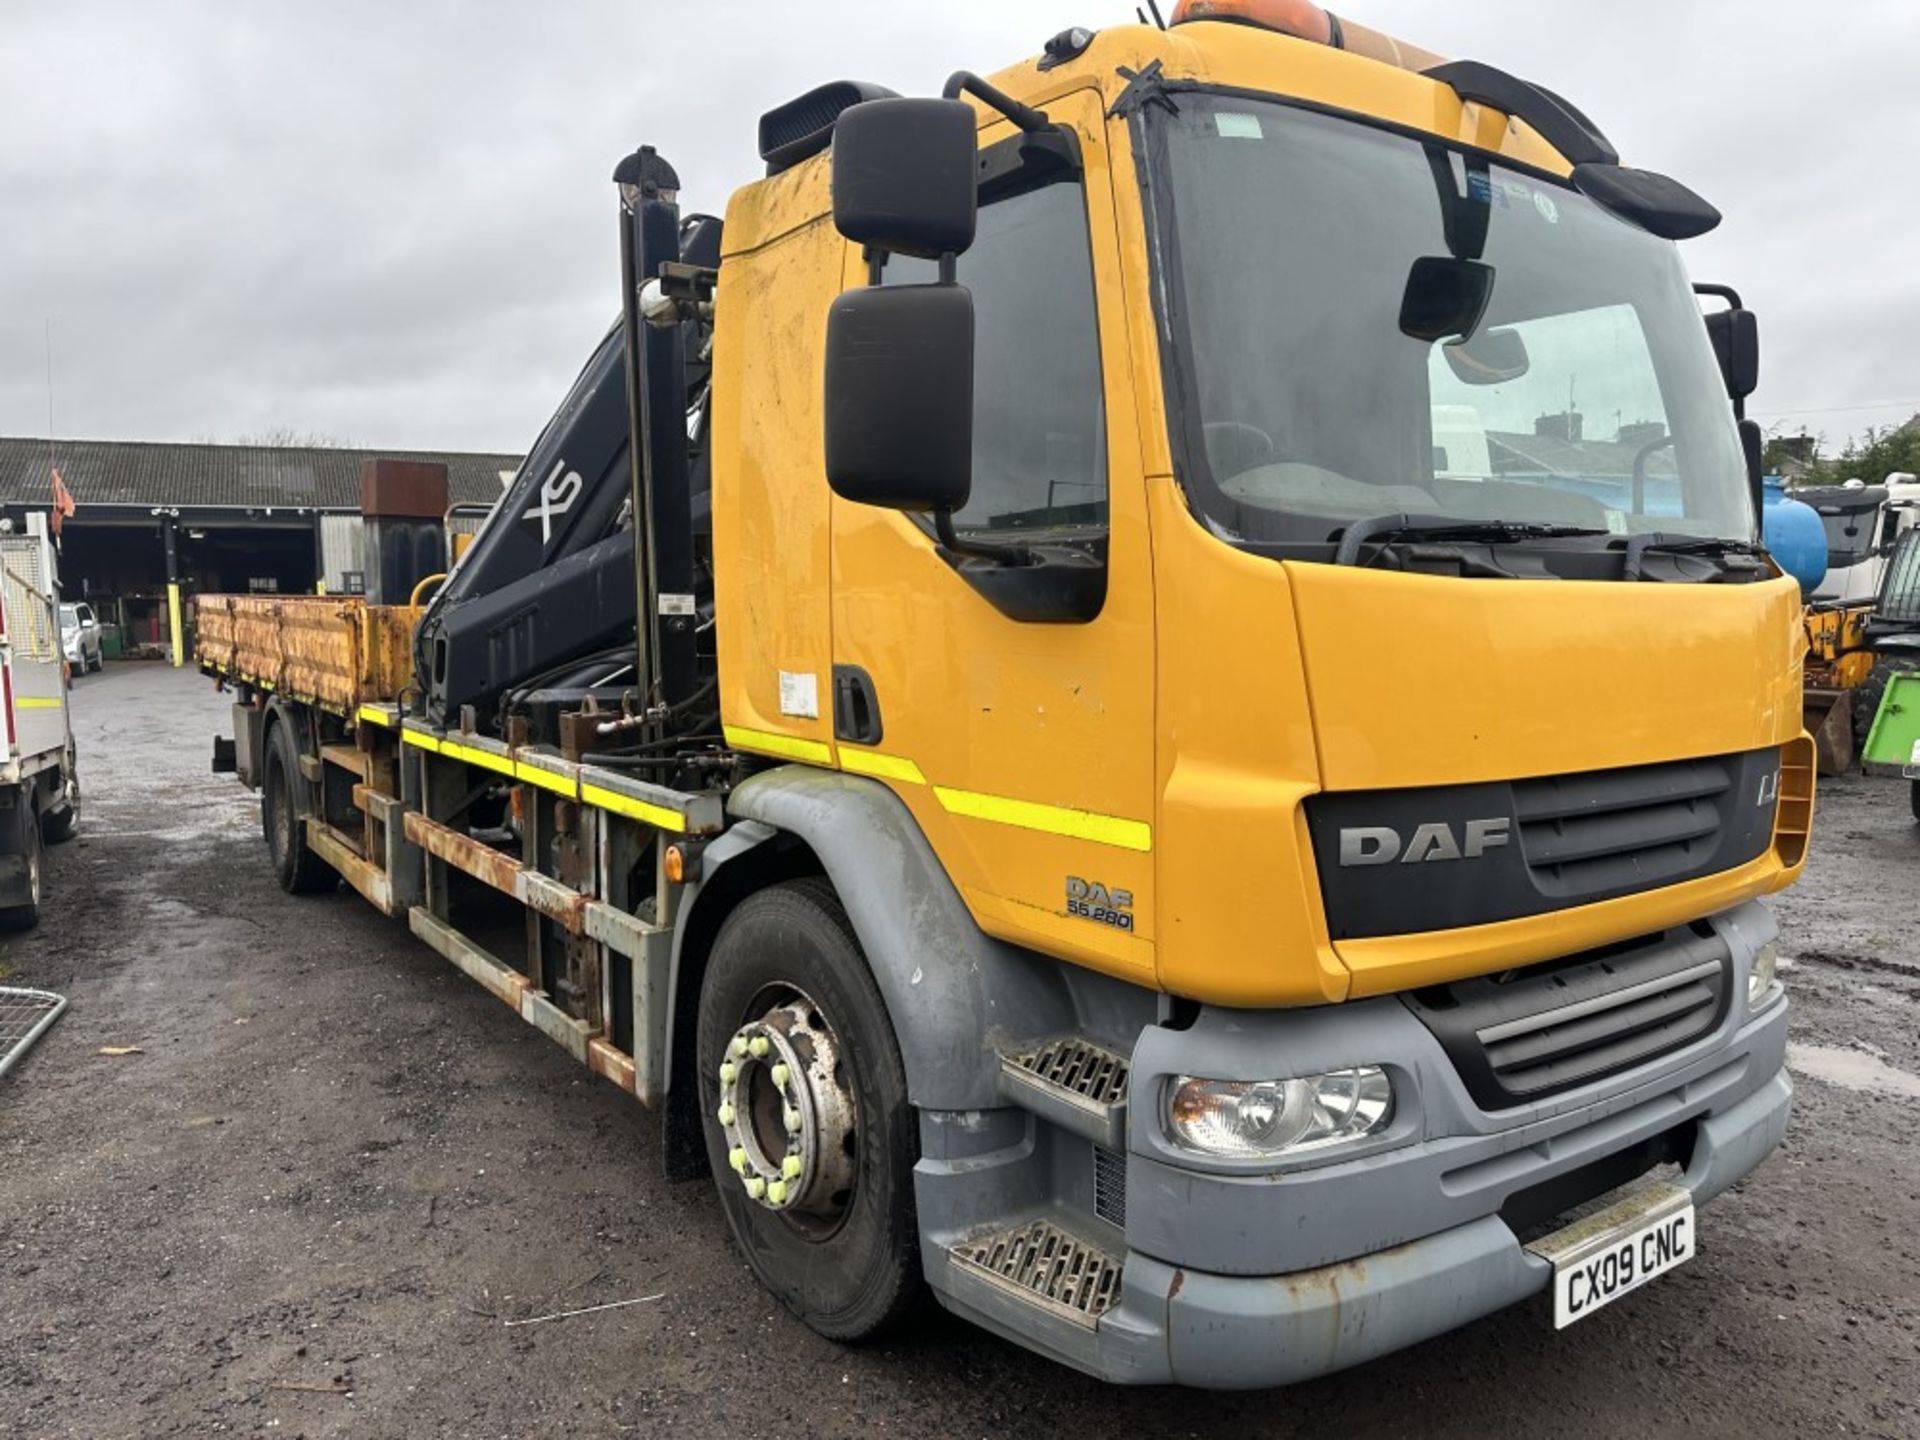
(998, 1036), (1129, 1148)
(947, 1218), (1125, 1330)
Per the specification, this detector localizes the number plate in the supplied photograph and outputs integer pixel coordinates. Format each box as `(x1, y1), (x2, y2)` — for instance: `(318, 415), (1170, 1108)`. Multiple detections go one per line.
(1526, 1182), (1695, 1330)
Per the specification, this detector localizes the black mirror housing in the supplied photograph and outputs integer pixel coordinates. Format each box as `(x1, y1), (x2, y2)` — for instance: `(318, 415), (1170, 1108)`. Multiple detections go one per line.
(825, 284), (975, 512)
(832, 98), (978, 260)
(1401, 257), (1495, 343)
(1705, 307), (1760, 404)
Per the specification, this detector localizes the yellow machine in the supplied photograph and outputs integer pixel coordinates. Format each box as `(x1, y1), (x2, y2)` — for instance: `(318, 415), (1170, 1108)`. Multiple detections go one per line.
(205, 0), (1811, 1388)
(1802, 603), (1877, 773)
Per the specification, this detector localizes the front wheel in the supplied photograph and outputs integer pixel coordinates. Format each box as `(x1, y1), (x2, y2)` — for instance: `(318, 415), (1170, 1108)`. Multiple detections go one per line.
(696, 878), (923, 1341)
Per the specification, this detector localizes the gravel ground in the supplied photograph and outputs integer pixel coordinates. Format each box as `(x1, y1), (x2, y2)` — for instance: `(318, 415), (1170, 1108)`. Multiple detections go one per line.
(2, 664), (1916, 1439)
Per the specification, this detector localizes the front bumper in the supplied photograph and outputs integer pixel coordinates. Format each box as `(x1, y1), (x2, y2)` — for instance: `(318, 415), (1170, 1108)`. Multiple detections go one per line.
(920, 900), (1792, 1388)
(1133, 1065), (1788, 1388)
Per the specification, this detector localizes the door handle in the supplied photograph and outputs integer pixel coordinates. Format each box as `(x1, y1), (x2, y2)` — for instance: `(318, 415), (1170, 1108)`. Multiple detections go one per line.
(832, 665), (884, 746)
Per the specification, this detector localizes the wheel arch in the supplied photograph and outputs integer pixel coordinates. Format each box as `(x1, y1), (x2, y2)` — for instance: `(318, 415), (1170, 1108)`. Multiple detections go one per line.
(662, 767), (1093, 1179)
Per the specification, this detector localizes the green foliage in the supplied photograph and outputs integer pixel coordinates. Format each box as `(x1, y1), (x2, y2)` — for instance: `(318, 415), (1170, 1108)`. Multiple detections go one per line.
(1781, 420), (1920, 488)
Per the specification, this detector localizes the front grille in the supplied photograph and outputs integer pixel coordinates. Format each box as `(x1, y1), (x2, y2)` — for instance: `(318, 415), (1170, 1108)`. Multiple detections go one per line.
(949, 1220), (1125, 1328)
(1515, 755), (1734, 899)
(1304, 747), (1781, 940)
(1403, 925), (1733, 1110)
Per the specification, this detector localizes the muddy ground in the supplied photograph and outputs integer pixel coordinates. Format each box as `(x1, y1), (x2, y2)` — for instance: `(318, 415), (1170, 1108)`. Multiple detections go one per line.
(2, 664), (1916, 1439)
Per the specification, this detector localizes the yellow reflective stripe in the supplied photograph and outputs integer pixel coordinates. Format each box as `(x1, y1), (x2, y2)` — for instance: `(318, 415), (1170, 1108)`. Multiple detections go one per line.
(401, 729), (444, 755)
(15, 697), (63, 710)
(933, 786), (1153, 853)
(837, 748), (927, 785)
(724, 725), (834, 766)
(441, 739), (517, 779)
(581, 782), (688, 833)
(357, 705), (394, 729)
(516, 760), (579, 798)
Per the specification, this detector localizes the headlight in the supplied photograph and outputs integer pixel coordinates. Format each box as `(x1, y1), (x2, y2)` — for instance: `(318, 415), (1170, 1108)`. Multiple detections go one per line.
(1749, 942), (1780, 1009)
(1166, 1067), (1393, 1160)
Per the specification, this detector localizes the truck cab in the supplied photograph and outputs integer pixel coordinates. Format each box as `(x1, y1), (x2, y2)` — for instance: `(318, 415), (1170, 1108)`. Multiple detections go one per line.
(702, 9), (1803, 1383)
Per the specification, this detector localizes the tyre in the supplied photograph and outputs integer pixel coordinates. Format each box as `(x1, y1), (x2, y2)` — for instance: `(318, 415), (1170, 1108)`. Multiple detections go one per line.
(697, 878), (922, 1341)
(89, 649), (103, 673)
(0, 802), (43, 932)
(262, 721), (334, 895)
(40, 791), (78, 846)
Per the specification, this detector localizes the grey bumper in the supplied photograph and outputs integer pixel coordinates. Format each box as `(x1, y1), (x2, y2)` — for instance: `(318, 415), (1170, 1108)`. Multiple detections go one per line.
(1137, 1065), (1790, 1388)
(921, 900), (1793, 1388)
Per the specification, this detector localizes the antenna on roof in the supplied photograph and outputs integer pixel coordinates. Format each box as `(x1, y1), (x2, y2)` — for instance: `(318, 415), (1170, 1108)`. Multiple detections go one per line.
(1141, 0), (1169, 28)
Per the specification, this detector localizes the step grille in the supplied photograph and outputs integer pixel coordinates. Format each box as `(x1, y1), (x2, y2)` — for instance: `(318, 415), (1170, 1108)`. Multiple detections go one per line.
(1004, 1037), (1129, 1107)
(949, 1220), (1124, 1328)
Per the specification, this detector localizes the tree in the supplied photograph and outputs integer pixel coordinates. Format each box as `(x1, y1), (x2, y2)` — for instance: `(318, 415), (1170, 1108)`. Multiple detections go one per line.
(231, 427), (353, 448)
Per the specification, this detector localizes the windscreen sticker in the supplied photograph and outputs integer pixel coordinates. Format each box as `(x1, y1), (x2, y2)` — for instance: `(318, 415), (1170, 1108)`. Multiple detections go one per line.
(1533, 191), (1560, 224)
(1605, 509), (1629, 536)
(1213, 111), (1264, 140)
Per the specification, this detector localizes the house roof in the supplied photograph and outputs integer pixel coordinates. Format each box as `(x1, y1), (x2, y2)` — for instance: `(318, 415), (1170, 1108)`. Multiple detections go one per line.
(1488, 430), (1676, 481)
(0, 436), (522, 513)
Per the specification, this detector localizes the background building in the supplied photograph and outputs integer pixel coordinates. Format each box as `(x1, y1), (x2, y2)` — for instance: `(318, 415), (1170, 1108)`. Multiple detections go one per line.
(0, 437), (519, 658)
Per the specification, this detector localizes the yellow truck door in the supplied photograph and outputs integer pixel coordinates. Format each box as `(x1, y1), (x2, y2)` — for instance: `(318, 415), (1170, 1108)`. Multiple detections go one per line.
(828, 89), (1158, 986)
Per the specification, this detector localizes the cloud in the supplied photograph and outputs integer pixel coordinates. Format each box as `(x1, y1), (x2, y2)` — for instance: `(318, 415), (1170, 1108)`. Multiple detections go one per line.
(1, 0), (1912, 453)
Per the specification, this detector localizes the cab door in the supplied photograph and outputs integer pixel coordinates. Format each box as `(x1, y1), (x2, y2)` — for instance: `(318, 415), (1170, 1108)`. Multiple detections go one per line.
(827, 89), (1157, 985)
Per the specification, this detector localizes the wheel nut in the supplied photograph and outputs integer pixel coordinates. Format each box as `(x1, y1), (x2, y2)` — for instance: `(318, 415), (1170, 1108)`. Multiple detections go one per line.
(783, 1105), (801, 1134)
(745, 1176), (767, 1200)
(749, 1036), (771, 1059)
(730, 1036), (748, 1059)
(771, 1063), (790, 1088)
(767, 1180), (789, 1205)
(782, 1155), (803, 1181)
(720, 1061), (737, 1085)
(717, 1103), (735, 1126)
(729, 1147), (748, 1174)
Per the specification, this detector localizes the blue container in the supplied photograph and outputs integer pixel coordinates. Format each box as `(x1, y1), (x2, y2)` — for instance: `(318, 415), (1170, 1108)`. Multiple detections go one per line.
(1761, 477), (1827, 598)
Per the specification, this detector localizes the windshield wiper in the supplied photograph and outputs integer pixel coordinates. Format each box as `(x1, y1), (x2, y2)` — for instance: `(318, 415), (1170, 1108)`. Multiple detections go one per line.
(1334, 513), (1609, 566)
(1618, 532), (1767, 582)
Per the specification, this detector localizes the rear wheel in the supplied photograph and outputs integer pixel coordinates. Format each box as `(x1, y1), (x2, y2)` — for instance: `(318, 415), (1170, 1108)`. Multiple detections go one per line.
(696, 879), (922, 1341)
(40, 775), (78, 846)
(262, 722), (333, 895)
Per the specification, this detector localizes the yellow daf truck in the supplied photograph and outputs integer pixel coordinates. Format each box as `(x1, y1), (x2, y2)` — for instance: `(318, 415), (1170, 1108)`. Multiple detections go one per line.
(202, 0), (1810, 1387)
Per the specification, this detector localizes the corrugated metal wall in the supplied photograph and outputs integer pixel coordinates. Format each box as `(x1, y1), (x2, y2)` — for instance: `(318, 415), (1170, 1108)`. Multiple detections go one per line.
(319, 513), (365, 594)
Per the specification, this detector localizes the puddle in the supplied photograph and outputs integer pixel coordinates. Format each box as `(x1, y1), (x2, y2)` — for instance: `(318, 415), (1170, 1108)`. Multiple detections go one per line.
(1787, 1043), (1920, 1100)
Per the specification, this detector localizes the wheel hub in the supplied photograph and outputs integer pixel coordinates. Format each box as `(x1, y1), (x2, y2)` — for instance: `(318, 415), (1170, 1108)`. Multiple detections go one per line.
(716, 996), (856, 1218)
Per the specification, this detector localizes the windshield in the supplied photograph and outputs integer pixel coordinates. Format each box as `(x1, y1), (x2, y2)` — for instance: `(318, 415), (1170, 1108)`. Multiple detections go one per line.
(1147, 95), (1754, 550)
(60, 604), (80, 630)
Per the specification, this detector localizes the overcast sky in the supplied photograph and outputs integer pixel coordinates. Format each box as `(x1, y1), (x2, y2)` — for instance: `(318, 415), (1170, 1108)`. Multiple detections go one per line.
(3, 0), (1915, 458)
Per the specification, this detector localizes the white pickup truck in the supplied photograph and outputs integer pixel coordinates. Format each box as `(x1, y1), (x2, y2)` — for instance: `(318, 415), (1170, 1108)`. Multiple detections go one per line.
(0, 513), (80, 928)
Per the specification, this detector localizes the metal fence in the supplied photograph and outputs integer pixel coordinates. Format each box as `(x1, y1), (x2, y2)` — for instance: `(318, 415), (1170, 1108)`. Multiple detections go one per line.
(0, 986), (67, 1079)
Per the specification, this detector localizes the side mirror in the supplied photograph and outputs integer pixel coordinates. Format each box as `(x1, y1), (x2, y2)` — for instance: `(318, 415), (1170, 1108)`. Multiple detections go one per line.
(1705, 307), (1759, 405)
(832, 98), (978, 259)
(825, 285), (975, 511)
(1739, 418), (1765, 526)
